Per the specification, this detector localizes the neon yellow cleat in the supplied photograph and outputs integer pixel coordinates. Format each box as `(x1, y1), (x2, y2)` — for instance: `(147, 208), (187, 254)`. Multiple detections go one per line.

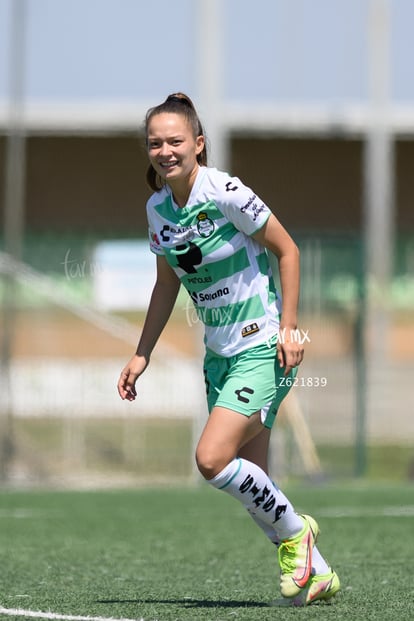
(278, 514), (319, 598)
(271, 569), (341, 607)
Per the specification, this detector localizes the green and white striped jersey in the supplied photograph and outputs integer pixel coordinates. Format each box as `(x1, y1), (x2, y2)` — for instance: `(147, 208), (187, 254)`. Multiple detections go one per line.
(146, 166), (282, 357)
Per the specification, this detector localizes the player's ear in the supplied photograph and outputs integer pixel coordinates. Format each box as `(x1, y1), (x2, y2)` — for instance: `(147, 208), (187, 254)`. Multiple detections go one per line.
(195, 135), (205, 155)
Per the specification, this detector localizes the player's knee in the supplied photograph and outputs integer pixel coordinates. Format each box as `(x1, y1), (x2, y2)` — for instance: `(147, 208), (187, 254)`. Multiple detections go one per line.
(195, 445), (228, 480)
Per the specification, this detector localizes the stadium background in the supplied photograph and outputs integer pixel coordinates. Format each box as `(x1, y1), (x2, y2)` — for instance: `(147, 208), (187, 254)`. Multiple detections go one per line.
(0, 0), (413, 487)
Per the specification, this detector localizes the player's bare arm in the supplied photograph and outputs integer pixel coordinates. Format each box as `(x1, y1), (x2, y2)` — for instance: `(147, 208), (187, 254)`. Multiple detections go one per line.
(252, 213), (303, 374)
(117, 255), (180, 401)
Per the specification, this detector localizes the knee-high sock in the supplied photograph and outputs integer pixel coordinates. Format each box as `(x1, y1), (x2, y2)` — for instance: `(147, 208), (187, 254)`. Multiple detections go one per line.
(208, 457), (303, 540)
(248, 509), (330, 575)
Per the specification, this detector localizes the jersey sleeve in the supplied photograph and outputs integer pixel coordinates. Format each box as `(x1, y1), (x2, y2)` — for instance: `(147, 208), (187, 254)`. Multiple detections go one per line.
(146, 199), (165, 255)
(216, 174), (272, 235)
(147, 227), (164, 255)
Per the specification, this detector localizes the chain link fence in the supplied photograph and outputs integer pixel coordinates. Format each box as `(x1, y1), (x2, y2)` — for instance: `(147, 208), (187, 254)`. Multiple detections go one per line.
(1, 233), (413, 486)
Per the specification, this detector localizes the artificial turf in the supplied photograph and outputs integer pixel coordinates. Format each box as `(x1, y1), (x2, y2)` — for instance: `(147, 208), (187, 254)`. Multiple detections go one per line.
(0, 482), (413, 621)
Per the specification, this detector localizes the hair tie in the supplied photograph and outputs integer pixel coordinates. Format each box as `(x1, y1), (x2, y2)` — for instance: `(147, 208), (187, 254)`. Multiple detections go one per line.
(166, 94), (192, 107)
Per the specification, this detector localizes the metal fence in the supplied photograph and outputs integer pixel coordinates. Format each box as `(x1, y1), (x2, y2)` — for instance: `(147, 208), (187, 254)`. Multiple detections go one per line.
(1, 233), (413, 486)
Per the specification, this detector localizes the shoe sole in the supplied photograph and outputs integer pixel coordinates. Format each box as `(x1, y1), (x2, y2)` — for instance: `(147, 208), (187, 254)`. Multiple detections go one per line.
(271, 571), (340, 607)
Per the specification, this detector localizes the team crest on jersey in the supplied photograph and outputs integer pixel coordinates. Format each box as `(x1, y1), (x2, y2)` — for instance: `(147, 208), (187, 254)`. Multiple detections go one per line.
(196, 212), (215, 238)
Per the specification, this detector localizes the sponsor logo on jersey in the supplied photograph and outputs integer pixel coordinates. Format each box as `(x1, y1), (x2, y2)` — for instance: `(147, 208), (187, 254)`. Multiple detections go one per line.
(173, 241), (202, 274)
(225, 181), (238, 192)
(150, 231), (160, 246)
(190, 286), (230, 304)
(241, 323), (260, 337)
(240, 194), (267, 221)
(196, 212), (215, 238)
(187, 275), (213, 284)
(160, 224), (194, 242)
(240, 194), (257, 213)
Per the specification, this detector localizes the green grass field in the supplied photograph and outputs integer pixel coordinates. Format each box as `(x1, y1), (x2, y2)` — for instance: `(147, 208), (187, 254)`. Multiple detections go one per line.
(1, 483), (413, 621)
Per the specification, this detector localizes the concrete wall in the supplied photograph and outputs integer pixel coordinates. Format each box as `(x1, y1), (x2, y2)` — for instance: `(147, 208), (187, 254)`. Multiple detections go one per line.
(0, 134), (413, 236)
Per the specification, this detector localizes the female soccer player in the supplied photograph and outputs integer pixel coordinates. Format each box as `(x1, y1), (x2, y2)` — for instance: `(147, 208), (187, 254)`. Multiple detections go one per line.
(117, 93), (340, 606)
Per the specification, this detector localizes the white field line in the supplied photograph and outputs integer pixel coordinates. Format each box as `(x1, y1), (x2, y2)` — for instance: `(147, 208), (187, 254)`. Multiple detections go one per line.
(0, 607), (144, 621)
(0, 510), (63, 519)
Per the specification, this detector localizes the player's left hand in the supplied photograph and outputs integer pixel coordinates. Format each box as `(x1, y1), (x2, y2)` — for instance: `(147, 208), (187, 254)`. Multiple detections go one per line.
(277, 327), (304, 376)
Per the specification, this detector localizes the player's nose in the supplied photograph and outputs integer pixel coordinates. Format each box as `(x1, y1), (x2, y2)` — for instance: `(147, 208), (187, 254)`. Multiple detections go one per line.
(159, 142), (172, 156)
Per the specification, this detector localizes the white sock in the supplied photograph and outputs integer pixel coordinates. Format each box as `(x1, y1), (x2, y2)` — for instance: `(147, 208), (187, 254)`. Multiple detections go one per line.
(248, 513), (281, 545)
(247, 480), (331, 575)
(249, 511), (330, 574)
(310, 545), (330, 575)
(212, 466), (331, 575)
(208, 457), (303, 540)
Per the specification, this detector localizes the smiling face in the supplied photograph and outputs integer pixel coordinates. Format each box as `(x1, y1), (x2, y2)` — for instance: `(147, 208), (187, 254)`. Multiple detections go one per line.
(146, 112), (205, 204)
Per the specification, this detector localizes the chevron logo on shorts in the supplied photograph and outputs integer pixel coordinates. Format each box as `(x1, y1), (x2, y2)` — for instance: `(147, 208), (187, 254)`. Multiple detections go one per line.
(235, 386), (254, 403)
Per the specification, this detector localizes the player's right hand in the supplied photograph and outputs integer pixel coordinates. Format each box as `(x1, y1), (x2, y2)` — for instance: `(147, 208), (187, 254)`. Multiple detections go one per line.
(117, 354), (148, 401)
